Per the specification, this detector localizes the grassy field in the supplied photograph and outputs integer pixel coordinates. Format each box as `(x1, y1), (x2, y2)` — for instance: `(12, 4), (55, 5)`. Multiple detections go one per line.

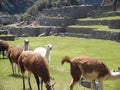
(0, 36), (120, 90)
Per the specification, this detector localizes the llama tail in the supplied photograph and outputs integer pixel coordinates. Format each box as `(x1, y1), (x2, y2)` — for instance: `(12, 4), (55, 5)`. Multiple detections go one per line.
(61, 56), (72, 65)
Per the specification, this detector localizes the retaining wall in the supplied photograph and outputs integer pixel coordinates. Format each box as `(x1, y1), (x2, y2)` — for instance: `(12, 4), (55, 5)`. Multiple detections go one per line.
(3, 26), (64, 36)
(65, 27), (120, 42)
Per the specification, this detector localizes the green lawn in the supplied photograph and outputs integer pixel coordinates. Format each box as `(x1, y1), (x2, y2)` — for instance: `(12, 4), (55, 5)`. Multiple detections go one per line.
(0, 36), (120, 90)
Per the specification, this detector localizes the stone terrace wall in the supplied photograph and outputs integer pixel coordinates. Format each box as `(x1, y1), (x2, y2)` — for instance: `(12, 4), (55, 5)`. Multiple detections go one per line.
(3, 26), (64, 36)
(35, 17), (74, 27)
(40, 5), (113, 19)
(41, 5), (88, 19)
(65, 27), (120, 42)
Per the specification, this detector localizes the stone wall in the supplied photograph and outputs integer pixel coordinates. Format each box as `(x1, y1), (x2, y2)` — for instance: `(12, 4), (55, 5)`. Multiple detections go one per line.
(40, 5), (113, 19)
(65, 27), (120, 42)
(0, 15), (14, 25)
(41, 5), (88, 19)
(35, 17), (74, 27)
(0, 35), (15, 41)
(74, 20), (109, 25)
(108, 20), (120, 29)
(3, 26), (64, 36)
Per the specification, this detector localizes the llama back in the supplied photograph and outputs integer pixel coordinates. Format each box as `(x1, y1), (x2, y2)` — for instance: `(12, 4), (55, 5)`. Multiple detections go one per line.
(8, 47), (23, 64)
(18, 51), (50, 82)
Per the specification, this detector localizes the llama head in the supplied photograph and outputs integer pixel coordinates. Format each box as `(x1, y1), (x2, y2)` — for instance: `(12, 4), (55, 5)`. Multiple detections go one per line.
(46, 82), (55, 90)
(24, 39), (29, 51)
(45, 44), (52, 51)
(24, 39), (29, 44)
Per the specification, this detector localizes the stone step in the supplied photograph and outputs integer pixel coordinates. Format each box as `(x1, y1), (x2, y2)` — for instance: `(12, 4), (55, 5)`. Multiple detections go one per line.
(35, 16), (74, 26)
(3, 25), (64, 37)
(65, 27), (120, 42)
(0, 35), (15, 41)
(0, 30), (9, 35)
(74, 19), (120, 26)
(65, 31), (120, 42)
(102, 11), (120, 17)
(74, 20), (108, 25)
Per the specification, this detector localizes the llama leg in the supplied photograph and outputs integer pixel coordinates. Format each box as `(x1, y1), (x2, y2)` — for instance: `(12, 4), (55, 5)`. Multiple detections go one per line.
(20, 64), (26, 90)
(22, 74), (25, 90)
(28, 72), (32, 90)
(70, 79), (78, 90)
(91, 80), (96, 90)
(99, 81), (103, 90)
(2, 50), (4, 59)
(34, 74), (40, 90)
(70, 66), (81, 90)
(11, 63), (14, 75)
(17, 65), (20, 74)
(41, 79), (43, 90)
(14, 64), (16, 74)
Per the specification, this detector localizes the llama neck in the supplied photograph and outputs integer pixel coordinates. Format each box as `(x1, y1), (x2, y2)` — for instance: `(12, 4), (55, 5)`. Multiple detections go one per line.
(45, 48), (50, 62)
(24, 44), (29, 51)
(106, 71), (120, 80)
(42, 72), (51, 84)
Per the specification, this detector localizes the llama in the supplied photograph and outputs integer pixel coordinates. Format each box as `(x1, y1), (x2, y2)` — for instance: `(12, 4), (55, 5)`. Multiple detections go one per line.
(7, 39), (29, 75)
(34, 44), (52, 63)
(61, 56), (120, 90)
(18, 51), (55, 90)
(0, 40), (9, 59)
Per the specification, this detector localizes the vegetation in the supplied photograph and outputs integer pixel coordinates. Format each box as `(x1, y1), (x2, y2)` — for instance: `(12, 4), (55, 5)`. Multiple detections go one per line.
(0, 0), (37, 14)
(0, 0), (81, 15)
(0, 36), (120, 90)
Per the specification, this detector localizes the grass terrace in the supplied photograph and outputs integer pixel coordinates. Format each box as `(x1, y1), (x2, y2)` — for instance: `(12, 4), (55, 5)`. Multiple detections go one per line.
(78, 16), (120, 21)
(68, 25), (120, 32)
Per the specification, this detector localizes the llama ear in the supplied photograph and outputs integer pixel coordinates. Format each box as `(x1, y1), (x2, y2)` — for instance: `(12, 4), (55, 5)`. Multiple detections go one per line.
(52, 82), (56, 87)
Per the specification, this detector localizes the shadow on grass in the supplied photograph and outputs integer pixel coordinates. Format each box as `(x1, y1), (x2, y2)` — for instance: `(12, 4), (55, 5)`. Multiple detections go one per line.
(0, 57), (8, 60)
(23, 88), (31, 90)
(8, 74), (28, 79)
(8, 74), (23, 78)
(20, 88), (32, 90)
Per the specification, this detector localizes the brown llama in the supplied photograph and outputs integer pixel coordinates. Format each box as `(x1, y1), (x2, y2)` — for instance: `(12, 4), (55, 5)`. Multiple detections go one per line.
(0, 40), (9, 59)
(18, 51), (55, 90)
(7, 39), (29, 75)
(61, 56), (120, 90)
